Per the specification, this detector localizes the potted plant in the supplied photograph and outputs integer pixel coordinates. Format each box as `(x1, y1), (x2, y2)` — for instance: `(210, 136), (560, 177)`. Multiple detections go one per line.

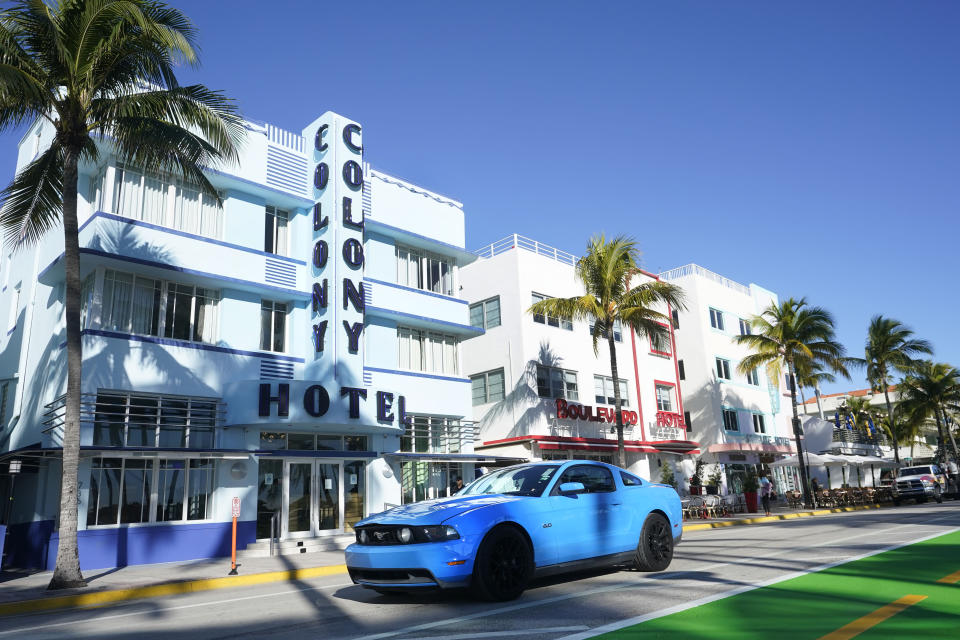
(743, 470), (760, 513)
(706, 466), (723, 495)
(689, 459), (705, 495)
(659, 462), (675, 488)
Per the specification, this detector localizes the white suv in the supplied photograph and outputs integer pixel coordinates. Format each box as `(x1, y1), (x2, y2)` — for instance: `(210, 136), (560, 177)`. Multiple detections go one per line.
(894, 465), (946, 504)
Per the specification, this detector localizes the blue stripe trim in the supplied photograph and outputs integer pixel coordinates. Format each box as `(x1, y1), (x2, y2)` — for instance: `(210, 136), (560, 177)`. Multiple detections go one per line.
(266, 171), (307, 186)
(77, 248), (307, 298)
(260, 365), (295, 372)
(363, 278), (469, 305)
(363, 366), (470, 384)
(266, 158), (308, 173)
(267, 147), (308, 162)
(264, 274), (296, 284)
(79, 212), (306, 265)
(365, 305), (484, 335)
(6, 325), (15, 336)
(81, 329), (306, 362)
(265, 263), (297, 274)
(266, 175), (306, 189)
(264, 268), (297, 278)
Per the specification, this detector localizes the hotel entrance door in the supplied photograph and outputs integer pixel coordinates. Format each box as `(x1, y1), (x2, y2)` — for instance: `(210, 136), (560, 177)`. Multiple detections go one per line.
(257, 459), (366, 540)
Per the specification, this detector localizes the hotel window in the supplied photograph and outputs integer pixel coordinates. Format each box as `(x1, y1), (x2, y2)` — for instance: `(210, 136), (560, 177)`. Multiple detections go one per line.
(709, 308), (724, 330)
(80, 273), (95, 329)
(594, 375), (628, 407)
(469, 297), (501, 330)
(264, 206), (289, 256)
(715, 357), (731, 380)
(650, 328), (671, 354)
(7, 284), (20, 331)
(397, 327), (458, 375)
(402, 416), (465, 454)
(260, 300), (287, 352)
(0, 381), (9, 427)
(655, 384), (673, 412)
(752, 414), (767, 434)
(739, 318), (752, 336)
(684, 411), (692, 432)
(100, 269), (219, 344)
(531, 293), (572, 330)
(92, 391), (219, 449)
(746, 368), (760, 386)
(722, 409), (739, 431)
(537, 365), (578, 400)
(164, 282), (219, 343)
(395, 245), (454, 296)
(588, 319), (622, 342)
(110, 165), (222, 238)
(471, 369), (505, 406)
(678, 360), (685, 380)
(671, 309), (680, 329)
(87, 457), (214, 527)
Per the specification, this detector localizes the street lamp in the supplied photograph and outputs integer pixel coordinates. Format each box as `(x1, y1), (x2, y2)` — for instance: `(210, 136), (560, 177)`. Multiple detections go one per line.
(5, 459), (21, 526)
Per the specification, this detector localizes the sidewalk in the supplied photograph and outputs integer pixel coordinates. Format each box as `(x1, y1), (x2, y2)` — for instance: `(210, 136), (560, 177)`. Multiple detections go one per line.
(0, 503), (890, 616)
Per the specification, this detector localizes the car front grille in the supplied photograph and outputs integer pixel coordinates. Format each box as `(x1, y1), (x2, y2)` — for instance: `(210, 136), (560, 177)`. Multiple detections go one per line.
(348, 567), (437, 585)
(897, 480), (923, 491)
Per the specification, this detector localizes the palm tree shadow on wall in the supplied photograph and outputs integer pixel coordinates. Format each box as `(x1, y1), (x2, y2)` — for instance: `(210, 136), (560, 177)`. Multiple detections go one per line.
(477, 341), (565, 441)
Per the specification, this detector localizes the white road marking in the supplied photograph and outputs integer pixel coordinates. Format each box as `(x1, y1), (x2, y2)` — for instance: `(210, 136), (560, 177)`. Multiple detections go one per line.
(353, 512), (960, 640)
(411, 627), (589, 640)
(557, 524), (960, 640)
(0, 581), (354, 636)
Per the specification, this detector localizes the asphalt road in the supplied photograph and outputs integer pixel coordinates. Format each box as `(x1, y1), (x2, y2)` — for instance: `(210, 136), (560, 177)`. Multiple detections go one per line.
(1, 502), (957, 640)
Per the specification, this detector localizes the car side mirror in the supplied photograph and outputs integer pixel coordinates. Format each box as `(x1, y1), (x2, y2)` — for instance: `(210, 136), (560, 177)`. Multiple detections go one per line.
(559, 482), (586, 495)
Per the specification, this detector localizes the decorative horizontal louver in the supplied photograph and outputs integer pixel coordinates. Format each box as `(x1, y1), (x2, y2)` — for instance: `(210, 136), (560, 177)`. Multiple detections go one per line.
(266, 144), (309, 196)
(265, 257), (297, 288)
(363, 368), (373, 386)
(363, 282), (373, 307)
(260, 359), (295, 380)
(362, 179), (372, 218)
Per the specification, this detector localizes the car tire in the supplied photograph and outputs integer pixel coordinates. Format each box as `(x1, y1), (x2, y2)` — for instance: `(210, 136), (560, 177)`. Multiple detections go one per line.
(633, 512), (673, 572)
(472, 525), (533, 602)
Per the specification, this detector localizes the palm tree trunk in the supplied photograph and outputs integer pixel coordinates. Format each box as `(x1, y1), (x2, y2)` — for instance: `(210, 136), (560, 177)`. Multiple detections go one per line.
(933, 407), (946, 464)
(882, 381), (900, 465)
(607, 329), (625, 468)
(788, 363), (814, 508)
(942, 407), (960, 467)
(800, 386), (809, 415)
(48, 147), (86, 590)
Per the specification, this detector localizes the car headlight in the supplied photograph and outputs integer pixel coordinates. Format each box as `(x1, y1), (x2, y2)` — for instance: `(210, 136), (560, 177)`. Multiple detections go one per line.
(419, 525), (460, 542)
(398, 527), (413, 543)
(922, 479), (934, 487)
(359, 529), (369, 544)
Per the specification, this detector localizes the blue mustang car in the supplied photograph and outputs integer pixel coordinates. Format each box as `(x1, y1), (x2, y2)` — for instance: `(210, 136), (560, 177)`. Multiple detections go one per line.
(345, 461), (682, 600)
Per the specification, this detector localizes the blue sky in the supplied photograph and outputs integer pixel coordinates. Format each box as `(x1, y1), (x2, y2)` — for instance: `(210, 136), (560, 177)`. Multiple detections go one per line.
(2, 1), (957, 395)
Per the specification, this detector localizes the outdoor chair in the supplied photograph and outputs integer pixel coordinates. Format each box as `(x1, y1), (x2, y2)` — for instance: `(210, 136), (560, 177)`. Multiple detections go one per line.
(687, 496), (706, 519)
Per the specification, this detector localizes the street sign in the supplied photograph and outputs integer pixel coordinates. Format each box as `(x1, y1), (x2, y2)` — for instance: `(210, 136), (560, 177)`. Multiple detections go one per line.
(231, 496), (241, 518)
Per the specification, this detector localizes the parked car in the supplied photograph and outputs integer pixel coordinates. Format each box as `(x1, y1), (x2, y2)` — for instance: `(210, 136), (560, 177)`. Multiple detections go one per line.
(893, 464), (947, 504)
(345, 461), (682, 601)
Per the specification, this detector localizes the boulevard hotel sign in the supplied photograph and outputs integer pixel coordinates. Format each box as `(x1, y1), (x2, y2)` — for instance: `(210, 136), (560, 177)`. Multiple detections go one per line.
(257, 114), (407, 428)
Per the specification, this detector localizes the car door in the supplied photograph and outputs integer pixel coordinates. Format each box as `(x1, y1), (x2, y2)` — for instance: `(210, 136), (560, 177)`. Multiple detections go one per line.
(546, 464), (621, 563)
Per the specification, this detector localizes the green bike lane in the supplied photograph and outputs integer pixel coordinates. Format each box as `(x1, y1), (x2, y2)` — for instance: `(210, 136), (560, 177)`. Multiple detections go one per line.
(591, 529), (960, 640)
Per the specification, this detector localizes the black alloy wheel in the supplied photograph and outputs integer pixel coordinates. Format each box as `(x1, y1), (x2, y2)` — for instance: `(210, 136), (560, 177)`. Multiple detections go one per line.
(472, 526), (533, 601)
(633, 513), (674, 572)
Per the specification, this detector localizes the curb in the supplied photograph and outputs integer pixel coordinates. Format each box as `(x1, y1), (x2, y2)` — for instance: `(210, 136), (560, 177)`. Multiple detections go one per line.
(0, 503), (897, 617)
(0, 563), (348, 617)
(681, 503), (888, 532)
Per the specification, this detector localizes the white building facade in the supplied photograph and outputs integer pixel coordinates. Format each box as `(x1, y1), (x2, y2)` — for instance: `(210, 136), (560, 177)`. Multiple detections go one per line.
(461, 236), (700, 483)
(658, 264), (796, 493)
(0, 111), (486, 570)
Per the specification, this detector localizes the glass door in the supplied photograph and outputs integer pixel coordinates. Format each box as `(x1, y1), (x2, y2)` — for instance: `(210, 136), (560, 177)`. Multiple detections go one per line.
(344, 461), (366, 530)
(316, 462), (340, 534)
(285, 461), (313, 538)
(256, 459), (283, 539)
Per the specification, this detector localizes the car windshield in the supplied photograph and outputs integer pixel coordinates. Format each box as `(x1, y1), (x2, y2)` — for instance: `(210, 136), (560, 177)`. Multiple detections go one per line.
(461, 464), (560, 497)
(899, 467), (932, 476)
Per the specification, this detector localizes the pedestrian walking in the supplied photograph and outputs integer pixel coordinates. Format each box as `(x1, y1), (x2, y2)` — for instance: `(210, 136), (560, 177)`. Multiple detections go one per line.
(760, 471), (776, 517)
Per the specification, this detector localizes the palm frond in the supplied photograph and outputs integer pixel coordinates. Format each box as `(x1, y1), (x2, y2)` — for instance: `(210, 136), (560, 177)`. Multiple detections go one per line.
(0, 143), (63, 248)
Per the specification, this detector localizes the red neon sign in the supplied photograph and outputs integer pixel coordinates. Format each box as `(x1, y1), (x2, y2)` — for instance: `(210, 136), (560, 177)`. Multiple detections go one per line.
(555, 399), (639, 425)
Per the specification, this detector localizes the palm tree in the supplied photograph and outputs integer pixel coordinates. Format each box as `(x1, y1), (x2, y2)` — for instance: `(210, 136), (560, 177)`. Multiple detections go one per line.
(735, 297), (849, 508)
(898, 361), (960, 467)
(853, 316), (932, 464)
(0, 0), (241, 589)
(840, 395), (873, 431)
(795, 359), (836, 418)
(528, 235), (685, 468)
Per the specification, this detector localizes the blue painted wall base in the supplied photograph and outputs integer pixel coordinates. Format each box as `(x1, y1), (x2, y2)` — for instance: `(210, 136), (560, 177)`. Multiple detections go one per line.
(4, 520), (256, 571)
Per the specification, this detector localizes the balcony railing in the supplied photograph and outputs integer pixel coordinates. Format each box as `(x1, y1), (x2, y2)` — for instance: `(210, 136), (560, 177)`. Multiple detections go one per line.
(548, 421), (641, 441)
(831, 428), (889, 447)
(401, 420), (478, 454)
(474, 234), (578, 266)
(658, 264), (751, 296)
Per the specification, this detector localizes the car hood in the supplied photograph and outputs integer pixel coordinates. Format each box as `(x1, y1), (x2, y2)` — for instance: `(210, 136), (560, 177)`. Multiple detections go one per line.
(357, 494), (524, 526)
